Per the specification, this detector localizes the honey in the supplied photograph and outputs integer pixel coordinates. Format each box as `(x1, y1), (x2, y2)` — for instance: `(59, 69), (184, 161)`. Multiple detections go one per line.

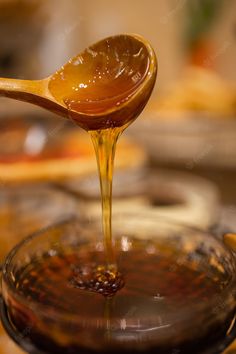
(90, 127), (124, 267)
(7, 238), (231, 354)
(48, 35), (151, 130)
(48, 35), (157, 287)
(2, 35), (161, 354)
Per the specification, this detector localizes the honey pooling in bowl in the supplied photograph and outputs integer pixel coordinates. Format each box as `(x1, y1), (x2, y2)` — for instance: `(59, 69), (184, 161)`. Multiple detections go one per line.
(6, 234), (235, 353)
(70, 263), (125, 297)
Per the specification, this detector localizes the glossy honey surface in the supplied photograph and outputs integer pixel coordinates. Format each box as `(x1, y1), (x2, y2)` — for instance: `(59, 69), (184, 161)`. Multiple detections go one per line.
(49, 35), (149, 113)
(48, 35), (156, 130)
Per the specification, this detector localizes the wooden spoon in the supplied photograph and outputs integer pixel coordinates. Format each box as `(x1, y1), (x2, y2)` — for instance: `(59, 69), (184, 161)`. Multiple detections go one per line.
(0, 34), (157, 131)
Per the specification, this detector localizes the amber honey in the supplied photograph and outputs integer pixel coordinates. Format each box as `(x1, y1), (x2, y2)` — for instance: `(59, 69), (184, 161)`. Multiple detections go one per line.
(4, 36), (169, 353)
(49, 35), (155, 284)
(49, 36), (150, 125)
(7, 237), (230, 354)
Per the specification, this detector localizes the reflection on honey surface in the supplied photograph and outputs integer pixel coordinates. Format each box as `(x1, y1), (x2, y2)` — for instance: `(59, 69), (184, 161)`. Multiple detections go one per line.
(49, 35), (149, 115)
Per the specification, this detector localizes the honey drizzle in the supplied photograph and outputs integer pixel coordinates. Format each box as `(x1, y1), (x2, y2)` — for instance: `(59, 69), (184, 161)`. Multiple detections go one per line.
(59, 35), (155, 295)
(90, 126), (125, 267)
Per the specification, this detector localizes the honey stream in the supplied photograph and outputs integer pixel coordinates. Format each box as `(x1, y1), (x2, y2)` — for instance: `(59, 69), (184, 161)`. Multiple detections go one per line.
(49, 35), (156, 295)
(90, 127), (126, 266)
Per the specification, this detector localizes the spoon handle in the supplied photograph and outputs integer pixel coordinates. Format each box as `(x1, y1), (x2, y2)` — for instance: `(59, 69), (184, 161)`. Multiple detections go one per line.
(0, 77), (44, 100)
(0, 77), (68, 117)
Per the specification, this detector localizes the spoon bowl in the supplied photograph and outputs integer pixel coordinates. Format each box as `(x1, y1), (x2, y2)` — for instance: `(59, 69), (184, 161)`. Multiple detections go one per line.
(0, 34), (157, 130)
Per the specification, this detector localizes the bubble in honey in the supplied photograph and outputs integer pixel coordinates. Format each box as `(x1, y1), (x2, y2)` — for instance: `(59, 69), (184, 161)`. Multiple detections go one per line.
(69, 263), (125, 297)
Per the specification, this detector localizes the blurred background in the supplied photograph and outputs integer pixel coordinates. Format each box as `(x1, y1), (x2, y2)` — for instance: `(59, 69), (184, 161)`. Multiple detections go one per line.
(0, 0), (236, 353)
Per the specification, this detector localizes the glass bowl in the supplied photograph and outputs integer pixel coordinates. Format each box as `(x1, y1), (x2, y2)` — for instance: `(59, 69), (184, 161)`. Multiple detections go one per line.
(1, 215), (236, 354)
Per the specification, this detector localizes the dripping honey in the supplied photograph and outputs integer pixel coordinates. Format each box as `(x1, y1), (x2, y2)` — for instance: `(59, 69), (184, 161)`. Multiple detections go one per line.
(48, 37), (153, 295)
